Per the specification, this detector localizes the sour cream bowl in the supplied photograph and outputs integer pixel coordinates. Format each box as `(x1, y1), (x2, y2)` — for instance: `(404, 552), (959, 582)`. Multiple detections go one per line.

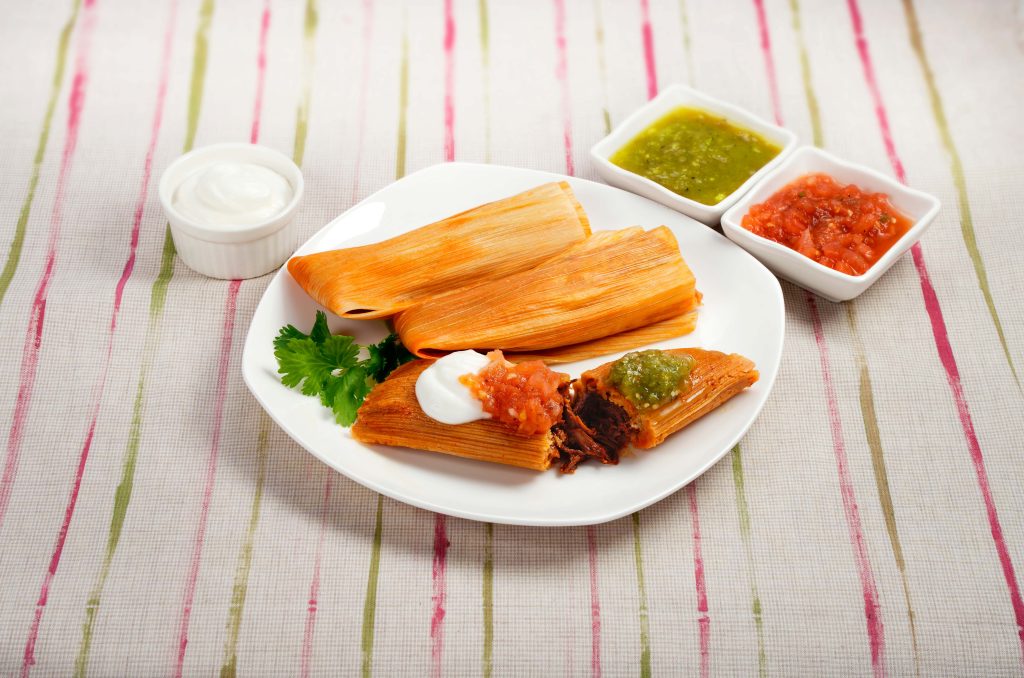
(159, 142), (304, 279)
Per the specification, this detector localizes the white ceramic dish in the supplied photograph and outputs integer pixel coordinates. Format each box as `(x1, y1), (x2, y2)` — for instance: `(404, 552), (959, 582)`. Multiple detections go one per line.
(159, 142), (304, 279)
(720, 146), (941, 302)
(242, 163), (785, 526)
(590, 84), (797, 225)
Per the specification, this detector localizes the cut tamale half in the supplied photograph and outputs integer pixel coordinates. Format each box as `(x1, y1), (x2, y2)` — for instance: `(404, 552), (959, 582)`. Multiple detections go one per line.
(287, 182), (591, 319)
(507, 310), (699, 364)
(395, 226), (699, 358)
(351, 360), (559, 471)
(576, 348), (758, 450)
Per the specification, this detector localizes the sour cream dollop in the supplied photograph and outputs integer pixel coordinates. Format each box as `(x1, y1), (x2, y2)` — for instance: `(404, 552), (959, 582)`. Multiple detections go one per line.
(172, 161), (292, 227)
(415, 350), (491, 425)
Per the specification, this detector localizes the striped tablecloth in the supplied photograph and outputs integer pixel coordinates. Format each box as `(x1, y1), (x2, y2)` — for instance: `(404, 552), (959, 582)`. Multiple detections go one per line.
(1, 0), (1022, 675)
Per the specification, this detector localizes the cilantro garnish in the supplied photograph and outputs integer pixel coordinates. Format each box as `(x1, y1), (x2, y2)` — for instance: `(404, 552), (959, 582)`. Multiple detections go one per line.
(273, 311), (417, 426)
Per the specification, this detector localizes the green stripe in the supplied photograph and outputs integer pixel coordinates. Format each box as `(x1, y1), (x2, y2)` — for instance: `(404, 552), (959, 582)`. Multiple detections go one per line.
(358, 25), (408, 676)
(293, 0), (318, 167)
(478, 0), (491, 162)
(482, 522), (494, 678)
(846, 306), (921, 674)
(219, 423), (269, 678)
(150, 0), (217, 310)
(0, 0), (82, 308)
(592, 0), (612, 135)
(360, 495), (384, 678)
(730, 445), (767, 677)
(395, 28), (409, 180)
(150, 226), (177, 319)
(677, 0), (694, 84)
(219, 8), (321, 673)
(184, 0), (215, 153)
(787, 0), (822, 147)
(631, 513), (651, 678)
(900, 0), (1018, 390)
(74, 371), (147, 678)
(73, 2), (217, 672)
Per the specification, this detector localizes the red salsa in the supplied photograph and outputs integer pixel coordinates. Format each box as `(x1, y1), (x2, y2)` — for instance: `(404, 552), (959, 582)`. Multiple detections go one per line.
(742, 173), (913, 276)
(461, 350), (567, 435)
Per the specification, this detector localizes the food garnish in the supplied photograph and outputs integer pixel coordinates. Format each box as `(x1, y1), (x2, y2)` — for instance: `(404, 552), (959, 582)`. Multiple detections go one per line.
(610, 107), (781, 205)
(414, 350), (492, 426)
(608, 349), (695, 410)
(274, 311), (415, 426)
(741, 173), (913, 275)
(460, 350), (567, 435)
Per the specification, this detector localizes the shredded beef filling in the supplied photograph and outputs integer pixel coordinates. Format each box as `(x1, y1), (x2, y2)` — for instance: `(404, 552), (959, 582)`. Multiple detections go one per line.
(553, 389), (633, 473)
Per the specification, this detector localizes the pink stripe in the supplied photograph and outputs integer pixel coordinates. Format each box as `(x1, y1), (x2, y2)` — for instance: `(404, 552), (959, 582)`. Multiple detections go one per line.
(173, 279), (242, 678)
(249, 0), (271, 144)
(552, 0), (573, 176)
(442, 0), (455, 162)
(430, 514), (449, 678)
(688, 485), (710, 678)
(845, 0), (905, 183)
(751, 0), (782, 124)
(638, 0), (657, 99)
(22, 416), (94, 678)
(751, 4), (887, 672)
(348, 0), (375, 201)
(845, 0), (1024, 660)
(809, 296), (886, 676)
(299, 474), (333, 678)
(19, 9), (178, 674)
(585, 525), (602, 678)
(0, 0), (96, 533)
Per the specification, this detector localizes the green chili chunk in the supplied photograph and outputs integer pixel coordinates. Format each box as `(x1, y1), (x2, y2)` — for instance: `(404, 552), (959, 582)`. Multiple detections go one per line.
(609, 350), (695, 410)
(610, 107), (781, 205)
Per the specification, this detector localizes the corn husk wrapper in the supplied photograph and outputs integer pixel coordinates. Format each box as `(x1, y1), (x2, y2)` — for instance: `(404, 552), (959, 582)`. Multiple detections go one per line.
(351, 360), (561, 471)
(578, 348), (758, 449)
(395, 226), (699, 358)
(508, 310), (699, 364)
(286, 182), (590, 319)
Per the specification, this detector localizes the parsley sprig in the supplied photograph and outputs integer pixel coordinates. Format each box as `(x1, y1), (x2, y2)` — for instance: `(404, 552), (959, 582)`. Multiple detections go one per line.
(273, 311), (416, 426)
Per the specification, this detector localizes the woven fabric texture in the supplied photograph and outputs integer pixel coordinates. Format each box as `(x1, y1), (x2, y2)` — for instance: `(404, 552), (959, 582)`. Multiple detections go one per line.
(0, 0), (1022, 675)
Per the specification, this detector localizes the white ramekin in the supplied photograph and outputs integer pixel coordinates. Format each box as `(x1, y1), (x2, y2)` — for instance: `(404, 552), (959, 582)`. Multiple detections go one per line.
(721, 146), (941, 302)
(159, 143), (304, 279)
(590, 84), (798, 225)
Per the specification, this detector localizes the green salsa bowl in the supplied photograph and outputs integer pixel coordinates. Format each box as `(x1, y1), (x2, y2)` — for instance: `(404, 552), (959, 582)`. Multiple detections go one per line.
(590, 84), (797, 225)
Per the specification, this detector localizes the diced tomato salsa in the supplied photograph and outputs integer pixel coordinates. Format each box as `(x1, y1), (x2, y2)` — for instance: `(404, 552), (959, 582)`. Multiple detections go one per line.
(741, 173), (913, 276)
(461, 350), (566, 435)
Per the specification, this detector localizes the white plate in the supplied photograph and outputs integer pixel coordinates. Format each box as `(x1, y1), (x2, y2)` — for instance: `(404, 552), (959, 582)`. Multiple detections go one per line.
(242, 163), (784, 526)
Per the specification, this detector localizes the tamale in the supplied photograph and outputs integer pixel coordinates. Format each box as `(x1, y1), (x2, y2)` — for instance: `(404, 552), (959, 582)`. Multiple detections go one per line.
(351, 360), (560, 471)
(287, 182), (591, 319)
(507, 310), (699, 364)
(576, 348), (758, 449)
(395, 227), (699, 358)
(353, 348), (755, 473)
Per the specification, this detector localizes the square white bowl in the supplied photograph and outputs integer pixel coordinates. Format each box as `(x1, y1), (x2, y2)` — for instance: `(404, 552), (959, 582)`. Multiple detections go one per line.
(590, 84), (798, 225)
(720, 146), (941, 302)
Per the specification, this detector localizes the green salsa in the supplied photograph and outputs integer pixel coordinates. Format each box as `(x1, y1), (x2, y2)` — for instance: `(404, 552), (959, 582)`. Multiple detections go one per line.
(609, 350), (695, 410)
(610, 107), (781, 205)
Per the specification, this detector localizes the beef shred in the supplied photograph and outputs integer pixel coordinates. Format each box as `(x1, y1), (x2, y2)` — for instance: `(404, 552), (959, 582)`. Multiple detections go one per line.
(553, 388), (632, 473)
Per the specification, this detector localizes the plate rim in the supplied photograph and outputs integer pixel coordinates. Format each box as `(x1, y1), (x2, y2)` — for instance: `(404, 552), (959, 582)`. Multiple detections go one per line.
(242, 161), (785, 526)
